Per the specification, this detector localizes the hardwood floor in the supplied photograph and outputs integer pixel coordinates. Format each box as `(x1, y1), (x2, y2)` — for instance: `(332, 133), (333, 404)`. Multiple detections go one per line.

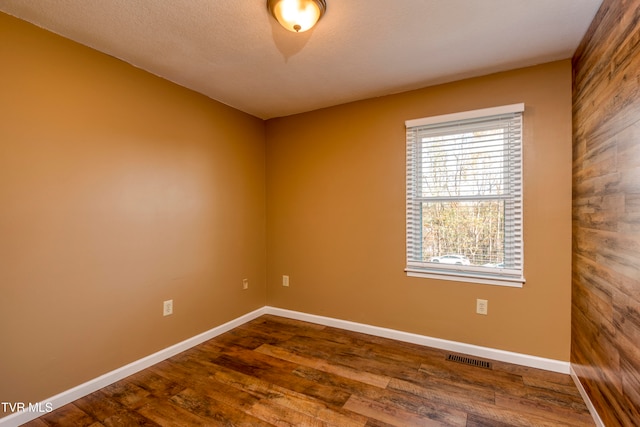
(25, 315), (594, 426)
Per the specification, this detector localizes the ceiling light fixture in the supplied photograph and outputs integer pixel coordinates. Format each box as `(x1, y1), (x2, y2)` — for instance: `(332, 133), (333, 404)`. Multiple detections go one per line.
(267, 0), (326, 33)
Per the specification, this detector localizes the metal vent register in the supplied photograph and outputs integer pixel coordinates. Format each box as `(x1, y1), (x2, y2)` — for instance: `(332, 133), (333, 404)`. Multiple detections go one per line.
(446, 354), (492, 369)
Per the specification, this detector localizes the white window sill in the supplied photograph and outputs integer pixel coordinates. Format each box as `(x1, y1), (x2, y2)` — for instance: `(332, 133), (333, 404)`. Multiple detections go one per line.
(405, 268), (525, 288)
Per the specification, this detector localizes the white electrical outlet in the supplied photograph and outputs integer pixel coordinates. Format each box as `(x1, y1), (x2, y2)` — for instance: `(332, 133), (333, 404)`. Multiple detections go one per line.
(476, 299), (488, 315)
(163, 299), (173, 316)
(282, 275), (289, 287)
(243, 278), (249, 290)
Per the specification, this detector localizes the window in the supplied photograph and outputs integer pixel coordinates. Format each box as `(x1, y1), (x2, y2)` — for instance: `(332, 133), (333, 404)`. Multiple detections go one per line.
(405, 104), (525, 287)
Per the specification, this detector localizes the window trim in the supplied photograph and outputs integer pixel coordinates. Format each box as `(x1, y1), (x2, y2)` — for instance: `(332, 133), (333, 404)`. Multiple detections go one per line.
(405, 267), (525, 287)
(406, 103), (524, 128)
(405, 103), (525, 287)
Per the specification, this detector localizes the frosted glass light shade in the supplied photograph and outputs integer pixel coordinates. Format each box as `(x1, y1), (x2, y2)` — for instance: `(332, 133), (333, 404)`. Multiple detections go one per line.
(267, 0), (326, 33)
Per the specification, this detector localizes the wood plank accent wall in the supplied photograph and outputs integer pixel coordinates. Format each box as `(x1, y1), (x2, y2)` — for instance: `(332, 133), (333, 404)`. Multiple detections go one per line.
(572, 0), (640, 425)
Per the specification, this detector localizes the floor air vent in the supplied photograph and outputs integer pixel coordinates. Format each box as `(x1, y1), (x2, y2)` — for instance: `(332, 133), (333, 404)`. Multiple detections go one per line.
(446, 354), (492, 369)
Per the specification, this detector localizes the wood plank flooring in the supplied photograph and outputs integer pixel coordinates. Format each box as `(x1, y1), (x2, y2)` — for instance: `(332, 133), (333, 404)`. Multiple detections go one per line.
(24, 315), (594, 426)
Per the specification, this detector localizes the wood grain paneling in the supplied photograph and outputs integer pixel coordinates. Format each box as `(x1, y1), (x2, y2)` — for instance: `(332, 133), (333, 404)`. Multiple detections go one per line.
(25, 315), (593, 426)
(572, 0), (640, 425)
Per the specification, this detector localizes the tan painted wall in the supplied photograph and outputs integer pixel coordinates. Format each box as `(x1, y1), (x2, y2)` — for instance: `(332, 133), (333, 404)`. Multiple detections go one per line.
(0, 12), (266, 410)
(0, 9), (574, 414)
(266, 60), (573, 360)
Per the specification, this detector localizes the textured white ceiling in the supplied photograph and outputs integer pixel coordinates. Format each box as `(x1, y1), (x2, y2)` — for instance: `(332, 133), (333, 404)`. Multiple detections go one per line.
(0, 0), (602, 119)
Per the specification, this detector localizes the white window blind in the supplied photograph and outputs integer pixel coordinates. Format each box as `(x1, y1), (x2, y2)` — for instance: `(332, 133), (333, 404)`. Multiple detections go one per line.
(405, 104), (525, 287)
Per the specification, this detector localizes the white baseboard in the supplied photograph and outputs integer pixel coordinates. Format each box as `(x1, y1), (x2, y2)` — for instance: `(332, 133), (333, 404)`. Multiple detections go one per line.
(264, 306), (571, 374)
(0, 307), (267, 427)
(570, 365), (605, 427)
(2, 305), (573, 427)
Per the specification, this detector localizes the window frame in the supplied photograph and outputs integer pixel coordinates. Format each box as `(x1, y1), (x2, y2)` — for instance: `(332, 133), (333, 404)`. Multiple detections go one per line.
(405, 104), (525, 287)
